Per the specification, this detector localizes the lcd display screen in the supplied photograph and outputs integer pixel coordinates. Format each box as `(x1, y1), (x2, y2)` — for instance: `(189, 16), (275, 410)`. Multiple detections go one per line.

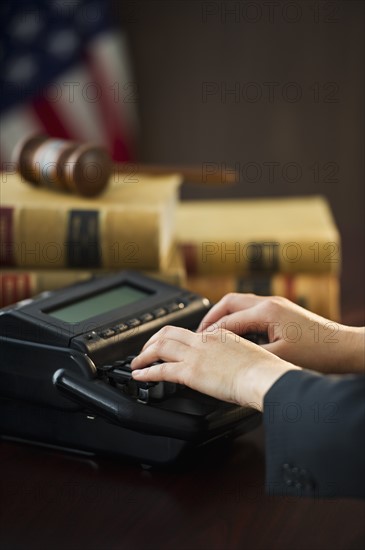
(47, 284), (150, 323)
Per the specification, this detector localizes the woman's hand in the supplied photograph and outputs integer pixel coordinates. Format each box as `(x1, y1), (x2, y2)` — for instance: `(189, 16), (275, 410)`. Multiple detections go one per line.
(131, 325), (299, 411)
(197, 294), (365, 374)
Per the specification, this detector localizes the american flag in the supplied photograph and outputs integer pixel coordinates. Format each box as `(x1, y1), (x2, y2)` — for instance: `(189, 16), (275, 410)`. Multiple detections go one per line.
(0, 0), (138, 166)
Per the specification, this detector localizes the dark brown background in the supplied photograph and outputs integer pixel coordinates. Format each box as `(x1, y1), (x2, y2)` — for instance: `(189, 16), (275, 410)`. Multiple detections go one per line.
(117, 0), (364, 324)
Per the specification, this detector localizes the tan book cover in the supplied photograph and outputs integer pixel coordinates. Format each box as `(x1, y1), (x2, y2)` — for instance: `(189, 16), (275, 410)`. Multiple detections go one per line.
(176, 196), (341, 275)
(0, 172), (181, 270)
(185, 273), (340, 321)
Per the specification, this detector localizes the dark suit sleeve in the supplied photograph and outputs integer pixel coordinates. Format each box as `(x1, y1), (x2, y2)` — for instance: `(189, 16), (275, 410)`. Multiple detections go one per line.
(263, 370), (365, 499)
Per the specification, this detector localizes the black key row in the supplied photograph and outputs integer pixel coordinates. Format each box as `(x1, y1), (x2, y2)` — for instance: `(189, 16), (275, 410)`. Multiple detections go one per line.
(97, 356), (165, 403)
(98, 302), (185, 339)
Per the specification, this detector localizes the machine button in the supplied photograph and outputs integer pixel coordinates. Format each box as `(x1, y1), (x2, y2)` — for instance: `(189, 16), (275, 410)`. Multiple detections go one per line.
(166, 302), (184, 313)
(100, 328), (116, 339)
(152, 307), (167, 318)
(139, 312), (154, 323)
(114, 322), (129, 333)
(127, 318), (141, 328)
(97, 363), (114, 374)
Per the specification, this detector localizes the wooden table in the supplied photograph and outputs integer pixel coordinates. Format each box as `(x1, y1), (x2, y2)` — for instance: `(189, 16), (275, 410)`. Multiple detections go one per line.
(1, 230), (364, 550)
(1, 422), (364, 550)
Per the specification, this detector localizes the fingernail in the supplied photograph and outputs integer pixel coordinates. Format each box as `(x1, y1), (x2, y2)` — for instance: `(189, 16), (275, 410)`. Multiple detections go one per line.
(132, 369), (143, 378)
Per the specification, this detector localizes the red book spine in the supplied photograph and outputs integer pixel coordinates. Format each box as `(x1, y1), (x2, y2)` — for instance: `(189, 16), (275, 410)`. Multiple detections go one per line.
(0, 273), (32, 307)
(0, 207), (15, 266)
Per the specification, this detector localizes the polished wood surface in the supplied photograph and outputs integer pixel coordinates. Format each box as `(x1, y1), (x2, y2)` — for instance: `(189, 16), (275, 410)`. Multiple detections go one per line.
(1, 231), (364, 550)
(1, 425), (364, 550)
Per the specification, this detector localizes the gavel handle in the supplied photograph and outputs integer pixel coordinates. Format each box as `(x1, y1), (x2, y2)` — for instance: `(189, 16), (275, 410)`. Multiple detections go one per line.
(113, 162), (238, 185)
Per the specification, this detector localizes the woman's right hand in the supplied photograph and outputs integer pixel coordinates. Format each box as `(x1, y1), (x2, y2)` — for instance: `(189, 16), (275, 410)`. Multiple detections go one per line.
(197, 293), (364, 374)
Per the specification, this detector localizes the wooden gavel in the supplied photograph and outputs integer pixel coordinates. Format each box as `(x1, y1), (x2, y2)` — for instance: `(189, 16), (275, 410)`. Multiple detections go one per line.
(14, 135), (238, 197)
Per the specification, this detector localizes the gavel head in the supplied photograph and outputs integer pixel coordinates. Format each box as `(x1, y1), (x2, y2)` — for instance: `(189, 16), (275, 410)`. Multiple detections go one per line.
(13, 135), (112, 197)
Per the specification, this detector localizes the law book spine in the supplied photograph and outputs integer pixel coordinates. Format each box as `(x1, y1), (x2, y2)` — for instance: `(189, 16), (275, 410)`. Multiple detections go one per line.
(0, 205), (163, 270)
(176, 197), (341, 276)
(179, 240), (341, 276)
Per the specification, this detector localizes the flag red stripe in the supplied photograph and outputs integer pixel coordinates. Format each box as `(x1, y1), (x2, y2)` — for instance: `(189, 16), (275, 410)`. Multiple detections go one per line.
(32, 95), (72, 139)
(84, 52), (132, 162)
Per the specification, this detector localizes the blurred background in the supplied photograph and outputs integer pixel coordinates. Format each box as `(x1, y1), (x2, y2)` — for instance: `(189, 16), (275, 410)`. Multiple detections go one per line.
(122, 0), (364, 324)
(1, 0), (364, 323)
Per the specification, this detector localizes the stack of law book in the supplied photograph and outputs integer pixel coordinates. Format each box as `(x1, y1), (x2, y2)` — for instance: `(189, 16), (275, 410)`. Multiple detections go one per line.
(0, 172), (341, 322)
(176, 196), (341, 320)
(0, 171), (185, 307)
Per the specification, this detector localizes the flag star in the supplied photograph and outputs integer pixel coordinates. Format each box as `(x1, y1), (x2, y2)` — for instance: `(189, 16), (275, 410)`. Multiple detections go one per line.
(5, 55), (38, 84)
(10, 12), (44, 42)
(47, 29), (79, 60)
